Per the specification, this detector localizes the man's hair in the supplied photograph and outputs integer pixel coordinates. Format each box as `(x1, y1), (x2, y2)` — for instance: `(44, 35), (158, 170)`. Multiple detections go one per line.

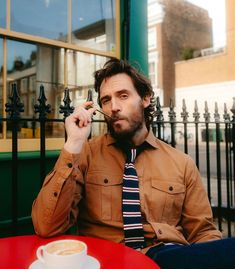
(94, 58), (155, 128)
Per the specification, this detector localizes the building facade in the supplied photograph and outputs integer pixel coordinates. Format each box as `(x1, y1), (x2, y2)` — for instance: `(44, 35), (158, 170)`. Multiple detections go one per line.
(148, 0), (213, 106)
(175, 0), (235, 120)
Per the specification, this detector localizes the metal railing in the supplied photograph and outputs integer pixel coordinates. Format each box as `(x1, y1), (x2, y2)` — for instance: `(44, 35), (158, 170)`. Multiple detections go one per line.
(1, 84), (235, 237)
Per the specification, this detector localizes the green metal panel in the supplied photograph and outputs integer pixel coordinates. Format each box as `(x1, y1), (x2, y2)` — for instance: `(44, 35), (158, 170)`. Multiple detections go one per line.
(120, 0), (148, 76)
(0, 151), (59, 237)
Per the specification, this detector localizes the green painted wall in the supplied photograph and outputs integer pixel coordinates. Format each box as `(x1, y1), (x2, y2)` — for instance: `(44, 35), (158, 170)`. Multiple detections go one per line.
(0, 151), (59, 237)
(120, 0), (149, 76)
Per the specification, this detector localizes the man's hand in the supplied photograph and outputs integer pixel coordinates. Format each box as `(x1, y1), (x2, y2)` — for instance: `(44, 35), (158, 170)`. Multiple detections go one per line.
(64, 101), (96, 153)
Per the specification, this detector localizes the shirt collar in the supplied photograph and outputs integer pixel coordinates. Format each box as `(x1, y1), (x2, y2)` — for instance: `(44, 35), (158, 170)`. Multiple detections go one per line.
(105, 129), (158, 149)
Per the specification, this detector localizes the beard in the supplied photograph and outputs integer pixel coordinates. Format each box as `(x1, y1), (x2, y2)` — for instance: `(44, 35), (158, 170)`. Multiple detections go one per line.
(106, 101), (145, 142)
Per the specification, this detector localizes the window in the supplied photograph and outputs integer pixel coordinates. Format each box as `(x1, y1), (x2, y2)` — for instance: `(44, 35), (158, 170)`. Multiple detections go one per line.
(11, 0), (68, 41)
(0, 0), (119, 151)
(148, 27), (157, 50)
(0, 0), (6, 28)
(71, 0), (116, 52)
(6, 39), (65, 138)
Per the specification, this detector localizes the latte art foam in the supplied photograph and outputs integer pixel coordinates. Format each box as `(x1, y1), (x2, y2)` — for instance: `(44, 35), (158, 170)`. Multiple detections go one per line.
(47, 241), (85, 256)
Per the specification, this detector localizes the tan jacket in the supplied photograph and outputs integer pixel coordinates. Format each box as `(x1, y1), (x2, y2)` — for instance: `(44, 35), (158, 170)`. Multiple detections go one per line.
(32, 130), (222, 253)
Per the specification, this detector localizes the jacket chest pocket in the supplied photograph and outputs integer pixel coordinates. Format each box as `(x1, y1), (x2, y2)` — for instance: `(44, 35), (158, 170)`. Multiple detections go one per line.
(85, 172), (123, 221)
(150, 180), (185, 224)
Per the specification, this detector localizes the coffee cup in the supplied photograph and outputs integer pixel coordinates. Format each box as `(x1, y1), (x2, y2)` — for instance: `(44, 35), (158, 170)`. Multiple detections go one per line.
(36, 239), (87, 269)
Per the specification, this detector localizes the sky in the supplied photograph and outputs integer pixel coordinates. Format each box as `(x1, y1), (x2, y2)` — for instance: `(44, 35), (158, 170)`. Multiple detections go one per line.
(187, 0), (226, 47)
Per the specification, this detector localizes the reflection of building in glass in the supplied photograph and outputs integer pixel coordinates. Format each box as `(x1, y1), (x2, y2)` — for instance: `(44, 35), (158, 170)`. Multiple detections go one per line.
(148, 0), (213, 106)
(0, 0), (118, 144)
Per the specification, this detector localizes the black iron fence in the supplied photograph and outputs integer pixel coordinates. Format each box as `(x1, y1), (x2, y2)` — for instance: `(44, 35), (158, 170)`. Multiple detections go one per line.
(1, 84), (235, 237)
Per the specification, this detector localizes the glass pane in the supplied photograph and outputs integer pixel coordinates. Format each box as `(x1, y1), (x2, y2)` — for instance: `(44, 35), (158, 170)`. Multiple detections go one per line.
(67, 51), (108, 136)
(72, 0), (116, 52)
(0, 38), (3, 138)
(11, 0), (68, 41)
(6, 40), (65, 138)
(0, 0), (6, 28)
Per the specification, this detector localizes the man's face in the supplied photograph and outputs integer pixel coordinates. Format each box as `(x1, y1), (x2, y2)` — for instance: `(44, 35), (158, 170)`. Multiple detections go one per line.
(99, 73), (150, 140)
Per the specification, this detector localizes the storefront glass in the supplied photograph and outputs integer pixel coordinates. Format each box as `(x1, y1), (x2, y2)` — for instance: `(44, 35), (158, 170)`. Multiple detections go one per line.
(11, 0), (68, 41)
(71, 0), (116, 52)
(0, 0), (6, 28)
(6, 39), (65, 138)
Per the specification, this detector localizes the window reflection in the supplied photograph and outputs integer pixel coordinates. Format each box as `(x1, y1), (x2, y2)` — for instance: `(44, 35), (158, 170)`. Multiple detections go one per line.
(11, 0), (68, 41)
(6, 40), (65, 138)
(71, 0), (116, 52)
(0, 0), (6, 28)
(67, 51), (108, 136)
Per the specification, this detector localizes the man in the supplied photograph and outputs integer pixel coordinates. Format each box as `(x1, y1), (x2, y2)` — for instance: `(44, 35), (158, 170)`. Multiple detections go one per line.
(32, 58), (234, 269)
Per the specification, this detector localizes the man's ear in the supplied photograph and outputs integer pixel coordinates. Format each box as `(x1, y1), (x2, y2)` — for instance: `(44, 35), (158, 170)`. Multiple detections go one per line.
(142, 95), (151, 108)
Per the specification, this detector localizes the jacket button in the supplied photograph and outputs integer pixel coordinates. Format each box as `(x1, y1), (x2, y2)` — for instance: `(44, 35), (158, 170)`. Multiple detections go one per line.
(53, 192), (58, 197)
(169, 186), (173, 191)
(158, 229), (163, 235)
(67, 163), (73, 168)
(104, 178), (108, 183)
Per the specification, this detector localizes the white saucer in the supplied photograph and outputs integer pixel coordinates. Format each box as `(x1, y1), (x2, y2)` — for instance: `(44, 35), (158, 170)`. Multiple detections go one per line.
(28, 255), (100, 269)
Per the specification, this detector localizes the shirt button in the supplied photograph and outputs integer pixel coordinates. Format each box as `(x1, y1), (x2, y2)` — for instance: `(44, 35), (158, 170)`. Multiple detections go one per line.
(67, 163), (73, 168)
(104, 178), (108, 184)
(169, 186), (173, 191)
(158, 229), (163, 235)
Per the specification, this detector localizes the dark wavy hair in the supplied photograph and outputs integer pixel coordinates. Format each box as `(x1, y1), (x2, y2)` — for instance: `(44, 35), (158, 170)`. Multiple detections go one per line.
(94, 58), (155, 128)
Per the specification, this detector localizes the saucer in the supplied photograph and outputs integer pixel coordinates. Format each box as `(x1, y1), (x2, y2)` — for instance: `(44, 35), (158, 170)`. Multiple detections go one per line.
(28, 255), (100, 269)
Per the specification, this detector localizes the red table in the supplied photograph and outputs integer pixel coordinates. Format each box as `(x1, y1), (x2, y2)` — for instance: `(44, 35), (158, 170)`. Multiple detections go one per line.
(0, 234), (160, 269)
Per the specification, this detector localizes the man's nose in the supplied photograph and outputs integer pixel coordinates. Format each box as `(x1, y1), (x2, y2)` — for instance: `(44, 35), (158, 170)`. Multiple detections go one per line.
(111, 99), (121, 112)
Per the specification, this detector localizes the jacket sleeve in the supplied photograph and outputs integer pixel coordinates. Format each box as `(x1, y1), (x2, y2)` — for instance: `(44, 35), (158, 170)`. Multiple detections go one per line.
(31, 148), (84, 237)
(181, 156), (222, 243)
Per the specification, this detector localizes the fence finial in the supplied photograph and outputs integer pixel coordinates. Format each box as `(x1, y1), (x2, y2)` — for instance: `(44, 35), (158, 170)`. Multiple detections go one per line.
(223, 103), (230, 122)
(34, 85), (51, 119)
(214, 102), (220, 123)
(231, 97), (235, 122)
(155, 96), (164, 122)
(5, 83), (24, 119)
(193, 100), (200, 123)
(59, 88), (74, 118)
(181, 99), (188, 122)
(168, 98), (176, 122)
(203, 101), (210, 123)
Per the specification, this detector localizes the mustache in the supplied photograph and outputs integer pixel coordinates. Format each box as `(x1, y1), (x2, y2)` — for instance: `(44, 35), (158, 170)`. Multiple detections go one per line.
(107, 114), (126, 123)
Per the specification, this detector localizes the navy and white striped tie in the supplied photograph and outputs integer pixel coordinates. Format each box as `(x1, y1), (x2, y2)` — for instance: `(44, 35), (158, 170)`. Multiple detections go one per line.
(122, 148), (146, 249)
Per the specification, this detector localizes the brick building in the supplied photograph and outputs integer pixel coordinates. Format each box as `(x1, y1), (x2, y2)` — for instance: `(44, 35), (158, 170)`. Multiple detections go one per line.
(148, 0), (212, 106)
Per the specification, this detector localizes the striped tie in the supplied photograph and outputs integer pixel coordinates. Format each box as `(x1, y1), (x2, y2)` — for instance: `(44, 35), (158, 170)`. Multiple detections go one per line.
(122, 148), (146, 249)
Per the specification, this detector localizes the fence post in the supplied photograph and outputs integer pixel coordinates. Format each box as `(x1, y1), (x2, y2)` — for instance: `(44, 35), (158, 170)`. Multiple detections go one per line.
(34, 85), (51, 184)
(203, 101), (211, 203)
(5, 83), (24, 235)
(230, 98), (235, 206)
(223, 103), (231, 236)
(214, 102), (222, 231)
(59, 88), (74, 141)
(181, 99), (189, 154)
(193, 100), (200, 168)
(168, 99), (176, 147)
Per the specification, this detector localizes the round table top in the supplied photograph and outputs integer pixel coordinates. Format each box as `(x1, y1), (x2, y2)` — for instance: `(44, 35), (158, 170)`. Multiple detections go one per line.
(0, 234), (160, 269)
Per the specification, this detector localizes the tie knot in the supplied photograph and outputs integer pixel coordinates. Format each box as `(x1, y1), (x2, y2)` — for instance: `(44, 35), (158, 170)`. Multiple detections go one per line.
(126, 148), (137, 163)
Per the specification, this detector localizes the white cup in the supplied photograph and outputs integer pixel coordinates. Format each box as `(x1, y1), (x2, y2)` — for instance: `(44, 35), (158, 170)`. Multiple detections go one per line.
(36, 239), (87, 269)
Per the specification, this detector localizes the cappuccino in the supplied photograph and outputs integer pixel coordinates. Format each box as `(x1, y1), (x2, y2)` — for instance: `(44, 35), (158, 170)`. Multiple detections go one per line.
(36, 239), (87, 269)
(47, 241), (85, 255)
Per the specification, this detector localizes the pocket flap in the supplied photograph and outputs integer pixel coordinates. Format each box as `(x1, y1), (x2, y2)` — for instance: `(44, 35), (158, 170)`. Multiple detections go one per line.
(151, 180), (185, 194)
(86, 172), (122, 186)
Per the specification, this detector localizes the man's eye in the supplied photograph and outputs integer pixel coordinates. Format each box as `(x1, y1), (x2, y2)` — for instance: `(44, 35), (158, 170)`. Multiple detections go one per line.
(120, 94), (128, 99)
(101, 99), (109, 105)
